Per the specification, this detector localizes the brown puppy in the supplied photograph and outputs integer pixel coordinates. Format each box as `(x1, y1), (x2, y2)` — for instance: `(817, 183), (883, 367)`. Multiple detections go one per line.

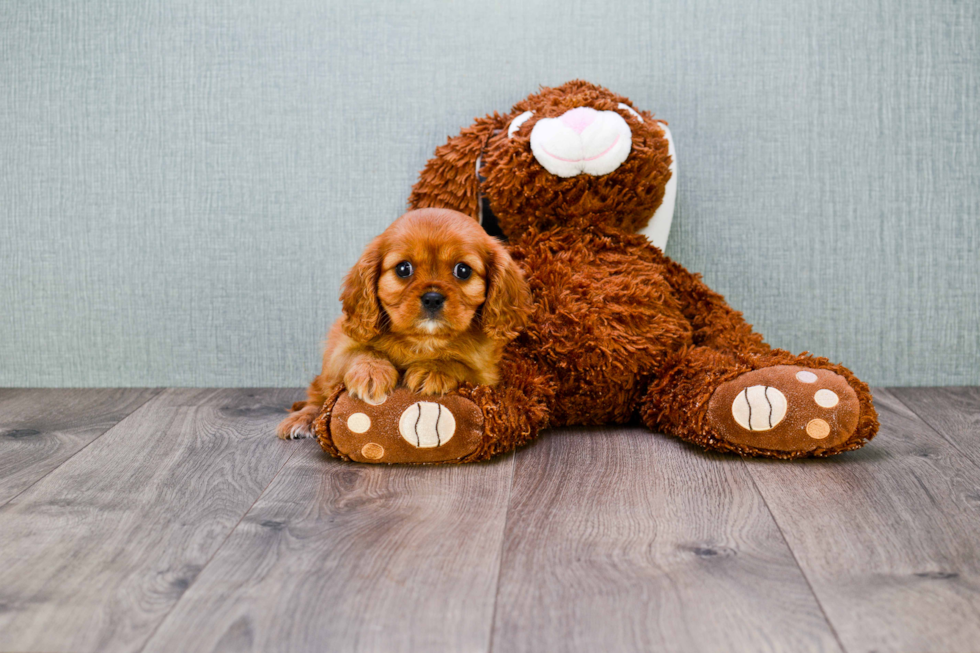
(277, 208), (530, 439)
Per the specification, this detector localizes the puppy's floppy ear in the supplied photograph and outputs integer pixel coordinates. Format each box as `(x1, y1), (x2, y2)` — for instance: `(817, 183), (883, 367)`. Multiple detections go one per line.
(481, 239), (531, 343)
(340, 234), (385, 342)
(408, 114), (504, 219)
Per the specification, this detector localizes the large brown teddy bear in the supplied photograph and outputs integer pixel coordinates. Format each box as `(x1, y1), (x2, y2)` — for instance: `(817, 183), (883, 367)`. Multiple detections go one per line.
(311, 80), (879, 464)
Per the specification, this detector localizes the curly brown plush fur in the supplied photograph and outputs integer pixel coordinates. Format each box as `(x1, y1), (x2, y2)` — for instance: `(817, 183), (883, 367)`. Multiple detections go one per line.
(312, 80), (878, 462)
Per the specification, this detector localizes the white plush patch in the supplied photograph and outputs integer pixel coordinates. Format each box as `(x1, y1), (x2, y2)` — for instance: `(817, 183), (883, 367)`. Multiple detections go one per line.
(731, 385), (788, 431)
(796, 370), (818, 383)
(618, 102), (643, 121)
(508, 111), (534, 138)
(814, 389), (840, 408)
(399, 401), (456, 448)
(529, 108), (632, 178)
(347, 412), (371, 433)
(638, 122), (677, 251)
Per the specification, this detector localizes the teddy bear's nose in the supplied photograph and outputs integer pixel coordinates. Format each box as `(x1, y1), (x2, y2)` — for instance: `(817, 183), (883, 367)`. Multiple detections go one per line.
(560, 107), (598, 134)
(530, 107), (632, 178)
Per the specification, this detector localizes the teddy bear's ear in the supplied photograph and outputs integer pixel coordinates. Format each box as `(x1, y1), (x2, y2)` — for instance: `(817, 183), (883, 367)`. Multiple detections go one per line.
(408, 114), (503, 220)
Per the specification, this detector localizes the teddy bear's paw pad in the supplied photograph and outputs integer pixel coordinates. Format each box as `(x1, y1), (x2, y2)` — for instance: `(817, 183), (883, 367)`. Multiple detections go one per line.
(329, 388), (483, 463)
(398, 401), (456, 448)
(706, 365), (860, 453)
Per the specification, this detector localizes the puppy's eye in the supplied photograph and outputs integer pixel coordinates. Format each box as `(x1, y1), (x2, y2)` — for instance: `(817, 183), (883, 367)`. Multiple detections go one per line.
(453, 263), (472, 280)
(395, 261), (413, 278)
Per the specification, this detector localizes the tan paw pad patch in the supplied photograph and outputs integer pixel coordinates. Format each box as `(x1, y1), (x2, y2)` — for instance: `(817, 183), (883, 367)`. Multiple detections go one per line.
(806, 419), (831, 439)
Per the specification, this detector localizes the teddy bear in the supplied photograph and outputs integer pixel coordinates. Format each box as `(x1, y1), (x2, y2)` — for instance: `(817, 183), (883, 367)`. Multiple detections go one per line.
(311, 80), (879, 464)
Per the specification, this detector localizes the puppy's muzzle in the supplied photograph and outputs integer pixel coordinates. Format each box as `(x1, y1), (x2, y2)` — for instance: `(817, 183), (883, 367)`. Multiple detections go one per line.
(421, 291), (445, 314)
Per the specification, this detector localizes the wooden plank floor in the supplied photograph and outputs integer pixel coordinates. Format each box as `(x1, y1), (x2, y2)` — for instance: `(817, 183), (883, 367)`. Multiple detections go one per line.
(0, 387), (978, 653)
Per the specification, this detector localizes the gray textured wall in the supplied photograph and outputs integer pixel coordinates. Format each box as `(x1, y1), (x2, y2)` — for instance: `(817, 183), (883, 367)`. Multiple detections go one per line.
(1, 0), (978, 388)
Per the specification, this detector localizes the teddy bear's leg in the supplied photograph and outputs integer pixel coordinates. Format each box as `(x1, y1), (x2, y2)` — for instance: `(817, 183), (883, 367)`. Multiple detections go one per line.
(637, 243), (773, 356)
(312, 353), (555, 464)
(641, 347), (878, 458)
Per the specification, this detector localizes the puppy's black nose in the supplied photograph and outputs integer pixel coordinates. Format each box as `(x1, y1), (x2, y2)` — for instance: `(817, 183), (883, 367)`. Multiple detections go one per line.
(421, 291), (445, 313)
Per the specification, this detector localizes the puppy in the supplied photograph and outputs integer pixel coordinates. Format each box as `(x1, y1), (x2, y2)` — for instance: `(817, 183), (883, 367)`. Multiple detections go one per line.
(277, 208), (530, 439)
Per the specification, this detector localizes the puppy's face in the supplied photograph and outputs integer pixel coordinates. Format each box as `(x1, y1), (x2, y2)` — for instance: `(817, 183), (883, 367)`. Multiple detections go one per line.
(341, 208), (529, 344)
(377, 216), (488, 337)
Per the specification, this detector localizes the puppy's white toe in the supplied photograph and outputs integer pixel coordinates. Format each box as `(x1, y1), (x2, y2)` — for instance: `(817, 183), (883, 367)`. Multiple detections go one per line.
(288, 423), (314, 440)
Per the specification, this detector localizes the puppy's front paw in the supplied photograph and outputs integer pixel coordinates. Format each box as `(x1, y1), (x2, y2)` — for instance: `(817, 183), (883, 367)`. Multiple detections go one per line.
(404, 366), (460, 396)
(276, 404), (319, 440)
(344, 358), (398, 404)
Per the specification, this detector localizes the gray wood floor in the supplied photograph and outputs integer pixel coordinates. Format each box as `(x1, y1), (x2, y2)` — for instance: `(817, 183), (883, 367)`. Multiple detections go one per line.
(0, 387), (978, 653)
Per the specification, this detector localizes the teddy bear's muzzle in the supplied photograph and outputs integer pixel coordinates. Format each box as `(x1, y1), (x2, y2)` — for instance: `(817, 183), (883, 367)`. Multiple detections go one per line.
(529, 107), (633, 178)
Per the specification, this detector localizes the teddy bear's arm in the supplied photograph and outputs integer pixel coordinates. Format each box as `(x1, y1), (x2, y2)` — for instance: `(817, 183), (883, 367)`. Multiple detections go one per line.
(407, 115), (500, 219)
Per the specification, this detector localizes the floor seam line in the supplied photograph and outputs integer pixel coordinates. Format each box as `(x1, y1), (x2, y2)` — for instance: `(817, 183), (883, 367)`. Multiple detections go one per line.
(742, 458), (850, 653)
(136, 439), (302, 653)
(485, 452), (518, 653)
(886, 387), (980, 475)
(0, 388), (165, 510)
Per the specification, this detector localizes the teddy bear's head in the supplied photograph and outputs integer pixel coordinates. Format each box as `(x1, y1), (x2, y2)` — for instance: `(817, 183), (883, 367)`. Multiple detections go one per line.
(409, 80), (674, 240)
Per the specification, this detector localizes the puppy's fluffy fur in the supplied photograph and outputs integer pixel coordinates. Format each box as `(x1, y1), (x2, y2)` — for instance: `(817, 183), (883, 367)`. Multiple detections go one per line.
(277, 208), (530, 439)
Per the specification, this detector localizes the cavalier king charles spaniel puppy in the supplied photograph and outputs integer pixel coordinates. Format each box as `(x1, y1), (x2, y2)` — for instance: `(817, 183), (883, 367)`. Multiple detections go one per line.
(277, 208), (531, 439)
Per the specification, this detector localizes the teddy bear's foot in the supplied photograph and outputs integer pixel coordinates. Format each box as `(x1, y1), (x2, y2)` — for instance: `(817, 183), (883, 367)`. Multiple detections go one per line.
(706, 365), (861, 454)
(319, 387), (485, 464)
